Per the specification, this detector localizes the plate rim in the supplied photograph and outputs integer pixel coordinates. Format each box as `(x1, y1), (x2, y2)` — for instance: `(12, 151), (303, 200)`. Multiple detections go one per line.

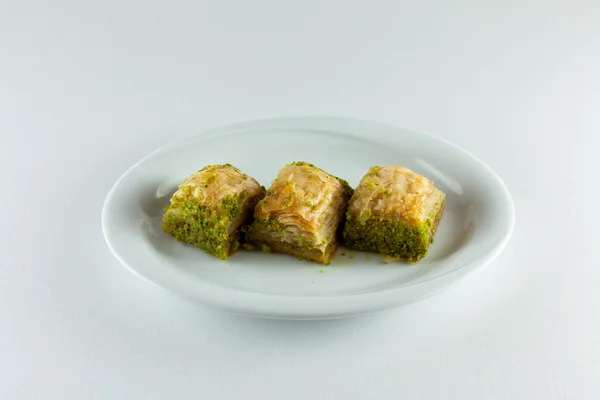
(102, 116), (515, 319)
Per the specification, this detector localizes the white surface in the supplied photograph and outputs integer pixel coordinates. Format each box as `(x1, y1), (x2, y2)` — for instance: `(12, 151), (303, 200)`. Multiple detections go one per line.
(1, 0), (599, 398)
(103, 117), (514, 318)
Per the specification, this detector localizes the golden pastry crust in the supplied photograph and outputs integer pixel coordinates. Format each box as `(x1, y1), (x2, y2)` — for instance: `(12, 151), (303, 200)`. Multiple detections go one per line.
(347, 166), (442, 226)
(174, 164), (263, 211)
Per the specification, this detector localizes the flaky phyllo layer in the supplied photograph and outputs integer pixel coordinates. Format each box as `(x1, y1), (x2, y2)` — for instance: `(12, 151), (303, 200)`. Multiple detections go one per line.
(162, 164), (265, 259)
(344, 166), (445, 262)
(249, 162), (353, 264)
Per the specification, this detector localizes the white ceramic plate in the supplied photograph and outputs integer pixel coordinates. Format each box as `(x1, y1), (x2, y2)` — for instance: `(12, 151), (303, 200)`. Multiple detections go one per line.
(102, 117), (514, 319)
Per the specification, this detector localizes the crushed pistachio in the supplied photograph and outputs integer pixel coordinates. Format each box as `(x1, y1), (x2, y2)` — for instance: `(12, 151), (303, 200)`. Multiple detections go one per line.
(162, 194), (247, 260)
(365, 179), (378, 191)
(343, 216), (432, 262)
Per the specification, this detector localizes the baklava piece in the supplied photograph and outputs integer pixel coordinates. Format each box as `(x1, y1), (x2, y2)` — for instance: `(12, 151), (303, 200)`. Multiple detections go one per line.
(162, 164), (265, 260)
(343, 166), (445, 263)
(248, 162), (353, 264)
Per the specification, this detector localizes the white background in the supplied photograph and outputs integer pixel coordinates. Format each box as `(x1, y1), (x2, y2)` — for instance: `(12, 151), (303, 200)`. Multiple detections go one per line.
(1, 1), (599, 399)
